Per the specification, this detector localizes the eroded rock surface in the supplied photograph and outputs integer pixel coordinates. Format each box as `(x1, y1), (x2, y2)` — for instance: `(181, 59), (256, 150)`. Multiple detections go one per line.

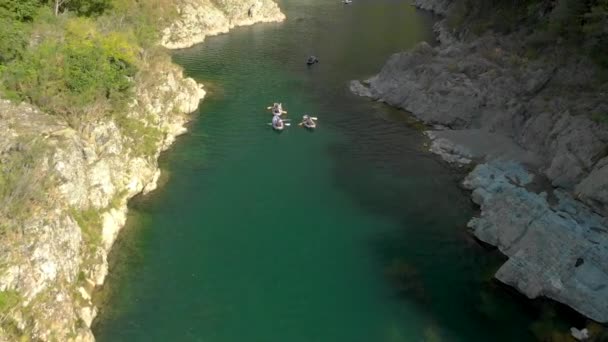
(464, 162), (608, 323)
(161, 0), (285, 49)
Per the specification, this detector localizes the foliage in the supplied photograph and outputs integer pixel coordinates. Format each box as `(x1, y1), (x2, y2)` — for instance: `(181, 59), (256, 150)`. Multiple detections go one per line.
(447, 0), (608, 67)
(115, 115), (164, 157)
(64, 0), (113, 16)
(0, 0), (183, 133)
(0, 138), (51, 221)
(2, 16), (138, 127)
(0, 19), (28, 64)
(0, 0), (43, 21)
(0, 290), (20, 312)
(70, 207), (102, 247)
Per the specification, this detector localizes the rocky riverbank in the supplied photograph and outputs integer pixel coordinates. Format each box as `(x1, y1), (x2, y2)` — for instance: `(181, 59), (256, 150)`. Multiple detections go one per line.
(161, 0), (286, 49)
(352, 0), (608, 327)
(0, 1), (283, 340)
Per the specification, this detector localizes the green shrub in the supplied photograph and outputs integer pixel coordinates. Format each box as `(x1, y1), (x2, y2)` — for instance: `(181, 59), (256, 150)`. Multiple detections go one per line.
(2, 17), (138, 128)
(0, 19), (29, 64)
(115, 115), (163, 157)
(0, 0), (43, 22)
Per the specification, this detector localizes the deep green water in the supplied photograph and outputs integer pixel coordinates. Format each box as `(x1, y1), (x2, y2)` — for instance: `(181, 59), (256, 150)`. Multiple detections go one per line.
(94, 1), (571, 341)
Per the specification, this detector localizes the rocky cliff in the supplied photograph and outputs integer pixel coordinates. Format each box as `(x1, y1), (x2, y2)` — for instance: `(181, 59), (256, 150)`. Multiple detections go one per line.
(0, 1), (283, 340)
(161, 0), (286, 49)
(0, 59), (204, 342)
(352, 0), (608, 325)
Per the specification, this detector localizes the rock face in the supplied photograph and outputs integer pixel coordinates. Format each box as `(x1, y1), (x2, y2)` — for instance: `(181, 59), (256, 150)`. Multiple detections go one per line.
(0, 62), (204, 341)
(354, 29), (608, 213)
(412, 0), (453, 16)
(353, 0), (608, 323)
(464, 162), (608, 323)
(161, 0), (286, 49)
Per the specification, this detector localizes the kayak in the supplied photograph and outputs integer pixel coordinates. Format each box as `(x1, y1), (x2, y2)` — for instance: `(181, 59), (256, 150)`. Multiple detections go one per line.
(268, 103), (286, 115)
(300, 115), (317, 129)
(303, 120), (316, 129)
(272, 115), (287, 131)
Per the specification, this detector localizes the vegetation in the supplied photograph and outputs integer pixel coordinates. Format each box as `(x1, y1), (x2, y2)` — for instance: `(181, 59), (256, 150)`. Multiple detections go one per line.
(0, 290), (20, 312)
(0, 0), (177, 141)
(447, 0), (608, 67)
(70, 207), (102, 247)
(0, 138), (52, 222)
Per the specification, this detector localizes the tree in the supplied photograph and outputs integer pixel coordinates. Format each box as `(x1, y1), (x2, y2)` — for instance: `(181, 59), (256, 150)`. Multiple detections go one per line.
(0, 0), (42, 21)
(53, 0), (69, 15)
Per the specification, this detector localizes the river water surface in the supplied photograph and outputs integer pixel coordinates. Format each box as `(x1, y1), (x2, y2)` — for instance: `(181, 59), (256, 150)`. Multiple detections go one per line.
(94, 0), (565, 340)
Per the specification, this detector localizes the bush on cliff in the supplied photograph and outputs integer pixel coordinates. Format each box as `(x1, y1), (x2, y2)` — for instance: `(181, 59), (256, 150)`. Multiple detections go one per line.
(447, 0), (608, 67)
(0, 0), (177, 129)
(2, 19), (138, 128)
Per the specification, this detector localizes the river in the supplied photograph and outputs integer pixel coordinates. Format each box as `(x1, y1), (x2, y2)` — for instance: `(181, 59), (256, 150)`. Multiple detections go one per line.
(93, 0), (572, 340)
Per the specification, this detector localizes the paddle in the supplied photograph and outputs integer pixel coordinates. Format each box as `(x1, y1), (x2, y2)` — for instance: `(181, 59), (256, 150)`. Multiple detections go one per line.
(267, 122), (291, 126)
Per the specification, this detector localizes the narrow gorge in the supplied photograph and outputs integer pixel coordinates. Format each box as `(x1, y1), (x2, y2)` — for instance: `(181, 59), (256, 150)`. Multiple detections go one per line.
(1, 0), (607, 340)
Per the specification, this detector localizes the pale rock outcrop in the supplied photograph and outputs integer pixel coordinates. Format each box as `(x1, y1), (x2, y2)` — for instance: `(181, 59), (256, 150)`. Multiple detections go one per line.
(161, 0), (285, 49)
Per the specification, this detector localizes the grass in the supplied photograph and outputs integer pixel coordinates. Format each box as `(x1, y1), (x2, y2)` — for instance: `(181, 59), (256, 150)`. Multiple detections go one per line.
(0, 138), (52, 223)
(70, 208), (102, 248)
(0, 290), (20, 312)
(115, 114), (163, 158)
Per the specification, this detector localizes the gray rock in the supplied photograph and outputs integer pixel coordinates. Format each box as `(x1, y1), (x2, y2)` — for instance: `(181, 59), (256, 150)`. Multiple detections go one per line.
(351, 12), (608, 214)
(576, 157), (608, 216)
(349, 80), (373, 98)
(464, 162), (608, 323)
(412, 0), (454, 16)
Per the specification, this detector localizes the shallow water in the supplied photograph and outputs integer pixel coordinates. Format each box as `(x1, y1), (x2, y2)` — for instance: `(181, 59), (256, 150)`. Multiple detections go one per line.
(94, 1), (567, 341)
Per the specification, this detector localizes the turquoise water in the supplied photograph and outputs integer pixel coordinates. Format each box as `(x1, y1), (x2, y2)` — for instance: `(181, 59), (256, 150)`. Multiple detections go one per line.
(94, 1), (568, 341)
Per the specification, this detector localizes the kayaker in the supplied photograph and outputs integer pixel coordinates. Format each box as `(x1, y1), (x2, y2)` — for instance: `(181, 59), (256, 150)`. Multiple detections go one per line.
(271, 102), (283, 115)
(304, 115), (314, 125)
(272, 115), (282, 127)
